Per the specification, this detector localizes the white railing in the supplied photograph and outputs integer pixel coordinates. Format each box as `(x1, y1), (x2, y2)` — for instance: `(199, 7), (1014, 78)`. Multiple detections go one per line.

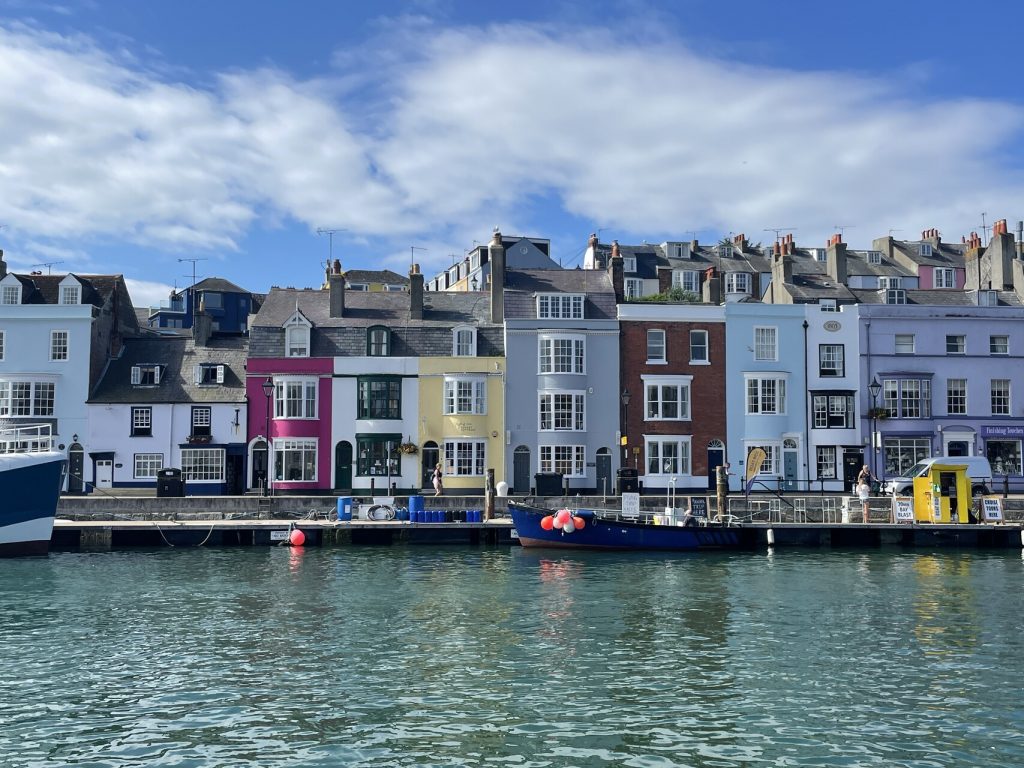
(0, 423), (55, 454)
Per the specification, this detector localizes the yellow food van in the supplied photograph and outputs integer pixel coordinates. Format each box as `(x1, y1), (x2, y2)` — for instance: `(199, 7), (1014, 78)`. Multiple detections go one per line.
(911, 463), (969, 523)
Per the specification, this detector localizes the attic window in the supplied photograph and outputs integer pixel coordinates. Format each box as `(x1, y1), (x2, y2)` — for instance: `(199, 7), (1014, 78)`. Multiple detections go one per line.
(978, 290), (997, 307)
(1, 285), (20, 305)
(886, 289), (907, 305)
(878, 277), (902, 290)
(60, 285), (80, 305)
(195, 364), (225, 386)
(919, 243), (933, 257)
(367, 326), (390, 356)
(670, 243), (690, 259)
(622, 257), (637, 273)
(718, 244), (734, 259)
(812, 249), (827, 262)
(285, 324), (309, 358)
(866, 251), (882, 265)
(348, 283), (368, 292)
(131, 364), (162, 386)
(819, 299), (838, 312)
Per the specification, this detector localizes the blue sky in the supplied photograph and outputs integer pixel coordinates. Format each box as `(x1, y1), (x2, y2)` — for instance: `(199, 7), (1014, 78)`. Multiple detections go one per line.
(1, 0), (1022, 306)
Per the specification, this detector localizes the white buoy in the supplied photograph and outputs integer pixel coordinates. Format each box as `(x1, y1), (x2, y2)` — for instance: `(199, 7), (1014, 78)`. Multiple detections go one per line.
(1020, 530), (1024, 548)
(767, 528), (776, 546)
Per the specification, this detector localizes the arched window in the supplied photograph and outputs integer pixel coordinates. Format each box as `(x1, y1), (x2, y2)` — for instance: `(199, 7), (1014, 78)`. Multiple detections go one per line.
(367, 326), (390, 356)
(453, 326), (476, 357)
(283, 310), (312, 358)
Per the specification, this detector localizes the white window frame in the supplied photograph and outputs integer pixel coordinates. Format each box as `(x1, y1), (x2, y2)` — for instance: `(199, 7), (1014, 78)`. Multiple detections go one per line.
(919, 243), (933, 257)
(867, 251), (882, 265)
(745, 374), (787, 415)
(625, 278), (644, 299)
(816, 446), (837, 479)
(1, 284), (21, 305)
(133, 453), (164, 479)
(819, 299), (838, 312)
(990, 335), (1009, 355)
(819, 344), (844, 377)
(689, 330), (709, 364)
(181, 448), (226, 482)
(60, 285), (81, 305)
(946, 335), (966, 355)
(191, 406), (212, 434)
(194, 364), (226, 386)
(947, 379), (967, 415)
(538, 391), (586, 432)
(642, 375), (692, 421)
(444, 439), (486, 477)
(879, 276), (903, 290)
(453, 326), (476, 357)
(991, 379), (1011, 416)
(646, 329), (666, 363)
(744, 443), (781, 476)
(622, 256), (637, 273)
(934, 268), (955, 288)
(538, 445), (585, 478)
(274, 377), (318, 419)
(895, 334), (915, 354)
(672, 270), (700, 293)
(886, 289), (907, 305)
(725, 272), (751, 294)
(131, 364), (162, 386)
(0, 381), (54, 418)
(538, 334), (586, 375)
(754, 326), (777, 361)
(131, 406), (152, 436)
(49, 330), (69, 362)
(285, 323), (310, 358)
(0, 330), (5, 361)
(443, 377), (486, 415)
(536, 293), (584, 320)
(644, 436), (692, 476)
(273, 438), (317, 482)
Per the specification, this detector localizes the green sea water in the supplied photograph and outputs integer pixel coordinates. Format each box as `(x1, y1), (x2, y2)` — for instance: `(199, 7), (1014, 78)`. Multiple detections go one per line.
(2, 547), (1022, 767)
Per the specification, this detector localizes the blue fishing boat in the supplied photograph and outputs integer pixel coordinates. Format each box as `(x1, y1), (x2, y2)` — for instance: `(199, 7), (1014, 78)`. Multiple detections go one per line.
(0, 425), (66, 556)
(508, 501), (744, 551)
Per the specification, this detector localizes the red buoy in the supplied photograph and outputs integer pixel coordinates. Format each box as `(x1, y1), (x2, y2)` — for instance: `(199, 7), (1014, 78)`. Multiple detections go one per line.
(289, 529), (306, 546)
(540, 515), (554, 530)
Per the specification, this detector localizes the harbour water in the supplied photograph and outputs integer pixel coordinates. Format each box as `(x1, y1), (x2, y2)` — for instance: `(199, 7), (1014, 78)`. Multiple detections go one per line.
(2, 547), (1023, 767)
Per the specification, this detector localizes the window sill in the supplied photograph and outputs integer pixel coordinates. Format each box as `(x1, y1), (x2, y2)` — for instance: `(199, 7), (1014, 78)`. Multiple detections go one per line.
(646, 360), (668, 365)
(689, 360), (711, 366)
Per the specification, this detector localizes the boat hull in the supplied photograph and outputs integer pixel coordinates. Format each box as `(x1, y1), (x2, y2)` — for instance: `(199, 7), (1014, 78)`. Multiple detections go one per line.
(509, 503), (743, 551)
(0, 451), (65, 557)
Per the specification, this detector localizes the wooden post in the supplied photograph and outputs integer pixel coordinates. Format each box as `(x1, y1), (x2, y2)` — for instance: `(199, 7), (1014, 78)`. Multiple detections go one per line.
(716, 464), (729, 522)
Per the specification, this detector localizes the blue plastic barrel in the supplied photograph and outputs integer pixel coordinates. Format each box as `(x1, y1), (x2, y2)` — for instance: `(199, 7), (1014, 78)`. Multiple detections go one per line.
(336, 497), (352, 521)
(409, 495), (424, 516)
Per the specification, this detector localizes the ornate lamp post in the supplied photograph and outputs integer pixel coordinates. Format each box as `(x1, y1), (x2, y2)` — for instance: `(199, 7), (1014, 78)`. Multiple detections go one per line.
(261, 377), (274, 496)
(869, 377), (882, 481)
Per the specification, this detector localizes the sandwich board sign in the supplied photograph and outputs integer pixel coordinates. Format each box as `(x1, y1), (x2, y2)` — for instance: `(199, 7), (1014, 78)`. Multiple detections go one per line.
(982, 497), (1003, 522)
(892, 497), (914, 523)
(622, 492), (641, 519)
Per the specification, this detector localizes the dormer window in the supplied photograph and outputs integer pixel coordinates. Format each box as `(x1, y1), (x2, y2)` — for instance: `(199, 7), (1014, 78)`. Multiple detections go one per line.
(453, 326), (476, 357)
(367, 326), (390, 356)
(131, 364), (162, 386)
(725, 272), (751, 294)
(283, 310), (312, 358)
(886, 289), (907, 305)
(1, 284), (20, 305)
(919, 243), (933, 257)
(622, 256), (637, 273)
(348, 283), (368, 292)
(60, 285), (80, 305)
(978, 290), (997, 307)
(878, 276), (902, 290)
(285, 324), (309, 357)
(669, 242), (690, 259)
(811, 248), (827, 262)
(866, 251), (882, 265)
(194, 364), (225, 386)
(537, 294), (584, 319)
(718, 244), (734, 259)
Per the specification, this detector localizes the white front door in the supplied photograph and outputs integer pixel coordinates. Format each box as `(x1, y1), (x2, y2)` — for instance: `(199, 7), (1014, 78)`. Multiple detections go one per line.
(95, 460), (113, 488)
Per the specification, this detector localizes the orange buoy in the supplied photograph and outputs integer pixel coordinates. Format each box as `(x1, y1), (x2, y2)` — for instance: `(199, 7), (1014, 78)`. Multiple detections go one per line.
(541, 515), (554, 530)
(572, 516), (586, 530)
(289, 529), (306, 546)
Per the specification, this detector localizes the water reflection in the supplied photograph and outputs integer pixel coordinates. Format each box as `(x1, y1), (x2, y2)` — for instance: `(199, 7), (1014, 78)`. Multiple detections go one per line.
(1, 548), (1023, 767)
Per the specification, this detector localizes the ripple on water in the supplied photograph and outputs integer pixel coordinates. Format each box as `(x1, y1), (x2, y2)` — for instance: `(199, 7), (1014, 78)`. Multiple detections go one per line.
(2, 548), (1024, 767)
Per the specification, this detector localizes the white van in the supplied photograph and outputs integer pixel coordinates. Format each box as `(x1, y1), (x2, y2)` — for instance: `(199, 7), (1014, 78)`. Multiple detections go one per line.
(883, 456), (993, 496)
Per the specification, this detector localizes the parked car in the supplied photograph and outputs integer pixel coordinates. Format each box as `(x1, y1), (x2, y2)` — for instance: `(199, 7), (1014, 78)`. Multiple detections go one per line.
(883, 456), (993, 497)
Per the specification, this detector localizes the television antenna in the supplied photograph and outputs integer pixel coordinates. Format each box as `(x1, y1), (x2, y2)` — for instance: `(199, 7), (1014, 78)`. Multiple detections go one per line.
(177, 258), (207, 327)
(832, 225), (853, 237)
(31, 261), (64, 274)
(316, 228), (346, 263)
(764, 227), (796, 245)
(980, 213), (989, 245)
(410, 245), (427, 270)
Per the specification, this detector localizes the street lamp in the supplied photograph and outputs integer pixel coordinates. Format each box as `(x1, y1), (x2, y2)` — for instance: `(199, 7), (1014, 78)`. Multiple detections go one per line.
(261, 377), (274, 496)
(869, 377), (882, 481)
(620, 388), (631, 467)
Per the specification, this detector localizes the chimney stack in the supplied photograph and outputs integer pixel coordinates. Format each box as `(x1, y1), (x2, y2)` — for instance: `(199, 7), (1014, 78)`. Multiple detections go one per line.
(733, 233), (745, 249)
(328, 258), (345, 318)
(826, 235), (848, 284)
(588, 232), (598, 250)
(0, 249), (6, 279)
(192, 302), (213, 346)
(409, 263), (423, 320)
(489, 228), (505, 325)
(1017, 221), (1024, 259)
(610, 240), (624, 303)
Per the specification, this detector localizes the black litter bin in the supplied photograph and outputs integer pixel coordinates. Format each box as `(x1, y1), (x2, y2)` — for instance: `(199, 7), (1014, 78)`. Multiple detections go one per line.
(617, 467), (639, 494)
(534, 472), (563, 496)
(156, 468), (185, 497)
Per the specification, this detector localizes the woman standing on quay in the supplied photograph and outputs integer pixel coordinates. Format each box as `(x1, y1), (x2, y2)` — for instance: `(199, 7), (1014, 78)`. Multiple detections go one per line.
(856, 465), (874, 523)
(432, 463), (444, 496)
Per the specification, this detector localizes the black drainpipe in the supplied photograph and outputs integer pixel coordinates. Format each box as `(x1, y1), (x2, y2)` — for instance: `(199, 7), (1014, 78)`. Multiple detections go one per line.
(803, 319), (811, 493)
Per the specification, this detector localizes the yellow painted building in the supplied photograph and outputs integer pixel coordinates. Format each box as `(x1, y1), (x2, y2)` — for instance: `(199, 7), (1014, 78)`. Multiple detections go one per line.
(418, 356), (505, 493)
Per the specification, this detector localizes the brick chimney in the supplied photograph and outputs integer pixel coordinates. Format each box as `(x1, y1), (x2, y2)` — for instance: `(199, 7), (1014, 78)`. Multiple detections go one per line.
(588, 232), (598, 250)
(192, 301), (213, 346)
(826, 233), (847, 284)
(733, 233), (746, 249)
(328, 258), (345, 318)
(409, 263), (423, 320)
(702, 271), (721, 304)
(609, 240), (624, 303)
(489, 228), (505, 325)
(0, 249), (6, 278)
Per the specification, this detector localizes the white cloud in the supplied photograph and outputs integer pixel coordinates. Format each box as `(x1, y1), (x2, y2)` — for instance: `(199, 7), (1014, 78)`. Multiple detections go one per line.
(0, 18), (1022, 277)
(124, 278), (174, 308)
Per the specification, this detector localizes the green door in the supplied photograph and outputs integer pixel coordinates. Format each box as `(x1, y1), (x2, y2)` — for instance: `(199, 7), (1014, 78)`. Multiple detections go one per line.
(335, 441), (353, 491)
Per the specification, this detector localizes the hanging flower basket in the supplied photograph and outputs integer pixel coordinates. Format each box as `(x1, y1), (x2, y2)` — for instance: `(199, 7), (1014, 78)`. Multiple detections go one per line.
(867, 408), (889, 420)
(398, 442), (418, 455)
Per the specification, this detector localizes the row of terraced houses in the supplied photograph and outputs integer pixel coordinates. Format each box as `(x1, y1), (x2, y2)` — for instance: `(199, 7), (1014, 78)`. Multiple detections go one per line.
(2, 220), (1024, 496)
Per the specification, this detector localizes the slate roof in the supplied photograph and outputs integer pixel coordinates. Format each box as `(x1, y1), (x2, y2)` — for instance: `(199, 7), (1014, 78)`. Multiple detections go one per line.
(189, 277), (250, 294)
(252, 287), (497, 328)
(848, 288), (1024, 307)
(12, 273), (124, 307)
(90, 336), (249, 404)
(503, 268), (617, 320)
(892, 240), (967, 268)
(776, 273), (859, 303)
(344, 269), (409, 285)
